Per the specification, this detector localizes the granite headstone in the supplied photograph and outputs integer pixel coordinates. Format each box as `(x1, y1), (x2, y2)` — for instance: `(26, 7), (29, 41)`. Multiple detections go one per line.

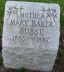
(2, 1), (60, 71)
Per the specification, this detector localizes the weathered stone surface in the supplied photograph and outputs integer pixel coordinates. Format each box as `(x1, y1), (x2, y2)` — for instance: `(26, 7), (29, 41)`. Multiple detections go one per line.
(2, 1), (60, 71)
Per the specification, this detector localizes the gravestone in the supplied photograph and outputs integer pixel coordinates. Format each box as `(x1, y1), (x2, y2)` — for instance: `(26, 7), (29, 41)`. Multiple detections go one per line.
(2, 1), (60, 71)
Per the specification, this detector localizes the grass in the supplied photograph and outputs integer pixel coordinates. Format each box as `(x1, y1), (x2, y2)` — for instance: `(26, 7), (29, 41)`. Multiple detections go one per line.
(0, 0), (64, 72)
(0, 53), (3, 65)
